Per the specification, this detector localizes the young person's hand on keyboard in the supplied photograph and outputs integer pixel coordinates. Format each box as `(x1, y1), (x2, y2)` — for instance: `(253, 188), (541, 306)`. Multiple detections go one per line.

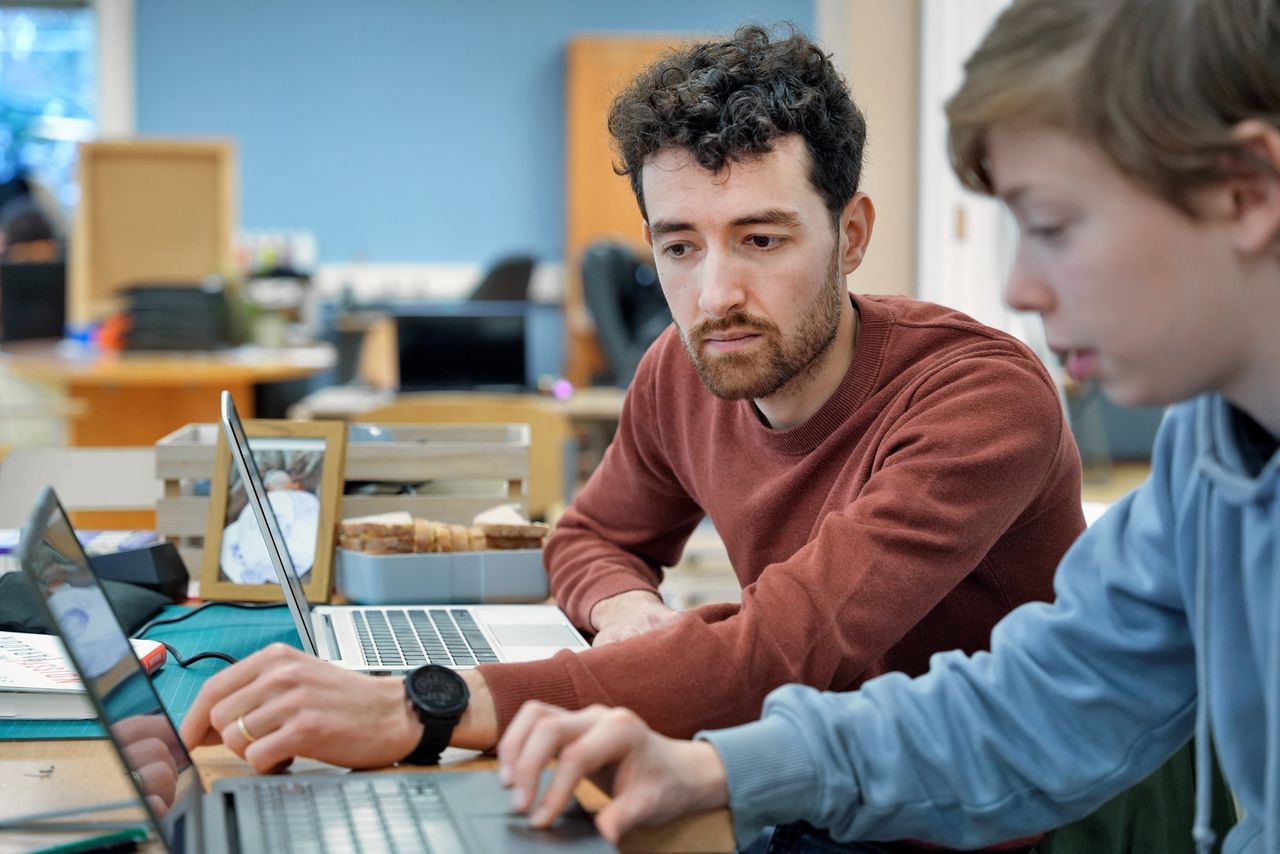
(497, 701), (728, 844)
(179, 643), (501, 772)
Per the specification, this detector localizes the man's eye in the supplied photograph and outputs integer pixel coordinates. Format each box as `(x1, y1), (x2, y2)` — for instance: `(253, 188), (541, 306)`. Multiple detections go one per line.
(747, 235), (782, 249)
(664, 243), (690, 258)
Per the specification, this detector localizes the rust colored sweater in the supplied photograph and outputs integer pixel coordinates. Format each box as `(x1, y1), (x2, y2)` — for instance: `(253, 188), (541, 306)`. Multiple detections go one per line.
(478, 295), (1084, 744)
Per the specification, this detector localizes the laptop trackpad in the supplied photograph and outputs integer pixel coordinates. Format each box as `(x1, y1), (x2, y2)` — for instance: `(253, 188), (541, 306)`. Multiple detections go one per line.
(490, 624), (583, 648)
(465, 813), (606, 851)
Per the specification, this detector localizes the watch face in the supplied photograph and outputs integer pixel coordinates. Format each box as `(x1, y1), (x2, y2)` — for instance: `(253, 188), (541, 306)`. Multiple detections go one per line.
(409, 666), (468, 716)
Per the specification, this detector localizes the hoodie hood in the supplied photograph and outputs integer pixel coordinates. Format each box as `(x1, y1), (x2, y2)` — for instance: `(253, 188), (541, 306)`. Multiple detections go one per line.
(1192, 396), (1280, 853)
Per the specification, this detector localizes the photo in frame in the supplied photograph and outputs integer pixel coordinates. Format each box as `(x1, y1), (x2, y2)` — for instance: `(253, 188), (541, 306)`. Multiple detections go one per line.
(200, 419), (346, 603)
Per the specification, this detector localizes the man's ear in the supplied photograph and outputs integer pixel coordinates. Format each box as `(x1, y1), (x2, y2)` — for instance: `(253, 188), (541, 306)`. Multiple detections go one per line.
(839, 192), (875, 275)
(1225, 120), (1280, 256)
(642, 221), (653, 246)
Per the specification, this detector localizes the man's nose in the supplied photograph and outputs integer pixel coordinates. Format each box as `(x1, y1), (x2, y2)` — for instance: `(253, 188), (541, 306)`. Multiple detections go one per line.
(697, 250), (748, 319)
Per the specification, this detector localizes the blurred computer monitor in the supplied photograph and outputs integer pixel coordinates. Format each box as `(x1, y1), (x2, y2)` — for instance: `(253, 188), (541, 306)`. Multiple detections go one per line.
(395, 300), (531, 391)
(0, 261), (65, 342)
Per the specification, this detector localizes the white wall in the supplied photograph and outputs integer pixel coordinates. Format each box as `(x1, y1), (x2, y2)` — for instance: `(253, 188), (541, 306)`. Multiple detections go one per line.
(96, 0), (134, 136)
(818, 0), (919, 298)
(916, 0), (1060, 389)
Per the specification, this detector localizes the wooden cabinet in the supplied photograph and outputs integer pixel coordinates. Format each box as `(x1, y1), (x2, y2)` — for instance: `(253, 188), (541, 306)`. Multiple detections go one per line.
(564, 36), (684, 386)
(70, 140), (235, 326)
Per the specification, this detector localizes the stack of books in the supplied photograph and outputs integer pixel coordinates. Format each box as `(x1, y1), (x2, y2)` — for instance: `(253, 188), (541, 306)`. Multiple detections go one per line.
(0, 630), (166, 720)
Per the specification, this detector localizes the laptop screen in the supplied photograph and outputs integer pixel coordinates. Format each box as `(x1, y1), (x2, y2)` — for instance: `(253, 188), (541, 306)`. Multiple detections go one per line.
(17, 488), (197, 847)
(219, 391), (318, 655)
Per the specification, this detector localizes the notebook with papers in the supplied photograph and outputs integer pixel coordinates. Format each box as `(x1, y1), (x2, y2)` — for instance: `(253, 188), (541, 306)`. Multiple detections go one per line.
(10, 486), (611, 853)
(218, 390), (588, 674)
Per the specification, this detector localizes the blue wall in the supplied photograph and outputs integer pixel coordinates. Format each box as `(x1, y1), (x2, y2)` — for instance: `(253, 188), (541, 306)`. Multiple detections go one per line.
(135, 1), (814, 265)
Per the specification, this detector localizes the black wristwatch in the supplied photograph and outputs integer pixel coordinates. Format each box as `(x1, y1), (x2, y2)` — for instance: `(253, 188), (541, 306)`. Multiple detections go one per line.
(401, 664), (470, 765)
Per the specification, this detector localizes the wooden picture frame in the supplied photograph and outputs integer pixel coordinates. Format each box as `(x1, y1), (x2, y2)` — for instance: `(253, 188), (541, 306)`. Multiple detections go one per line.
(200, 419), (346, 603)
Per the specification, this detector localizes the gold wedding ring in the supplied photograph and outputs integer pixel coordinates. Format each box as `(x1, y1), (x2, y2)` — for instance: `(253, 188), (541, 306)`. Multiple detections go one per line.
(237, 715), (258, 744)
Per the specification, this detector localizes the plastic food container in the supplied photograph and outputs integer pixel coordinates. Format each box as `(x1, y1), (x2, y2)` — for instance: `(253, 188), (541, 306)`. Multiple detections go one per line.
(334, 548), (549, 605)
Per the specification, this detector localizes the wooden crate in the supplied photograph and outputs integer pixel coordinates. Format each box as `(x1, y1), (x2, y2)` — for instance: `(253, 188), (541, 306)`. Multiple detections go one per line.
(155, 422), (530, 569)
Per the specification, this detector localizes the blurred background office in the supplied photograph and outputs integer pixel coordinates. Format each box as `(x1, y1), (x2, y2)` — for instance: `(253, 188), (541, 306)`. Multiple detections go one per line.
(0, 0), (1159, 502)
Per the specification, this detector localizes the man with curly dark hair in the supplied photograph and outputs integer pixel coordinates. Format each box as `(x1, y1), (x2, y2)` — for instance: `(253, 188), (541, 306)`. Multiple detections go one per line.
(183, 24), (1083, 853)
(609, 25), (864, 230)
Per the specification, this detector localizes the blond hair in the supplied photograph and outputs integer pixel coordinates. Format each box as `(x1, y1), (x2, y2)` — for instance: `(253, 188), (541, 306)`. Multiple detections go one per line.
(947, 0), (1280, 214)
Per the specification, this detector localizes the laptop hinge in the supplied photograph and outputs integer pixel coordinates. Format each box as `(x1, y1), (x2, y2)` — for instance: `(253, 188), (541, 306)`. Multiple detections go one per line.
(221, 791), (242, 854)
(319, 611), (343, 662)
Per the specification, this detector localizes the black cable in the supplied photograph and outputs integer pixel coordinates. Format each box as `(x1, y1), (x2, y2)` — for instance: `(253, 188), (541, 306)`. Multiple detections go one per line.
(157, 641), (239, 668)
(133, 601), (287, 639)
(135, 601), (288, 669)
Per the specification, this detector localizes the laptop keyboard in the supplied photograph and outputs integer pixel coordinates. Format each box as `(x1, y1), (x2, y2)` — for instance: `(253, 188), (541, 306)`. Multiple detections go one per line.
(252, 776), (465, 854)
(352, 608), (499, 669)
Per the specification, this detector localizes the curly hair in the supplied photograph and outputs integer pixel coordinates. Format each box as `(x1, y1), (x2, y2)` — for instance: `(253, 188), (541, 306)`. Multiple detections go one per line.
(608, 24), (866, 225)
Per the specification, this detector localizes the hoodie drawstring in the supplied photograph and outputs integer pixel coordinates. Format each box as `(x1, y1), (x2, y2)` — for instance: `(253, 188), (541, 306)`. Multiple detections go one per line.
(1191, 485), (1215, 854)
(1265, 490), (1280, 852)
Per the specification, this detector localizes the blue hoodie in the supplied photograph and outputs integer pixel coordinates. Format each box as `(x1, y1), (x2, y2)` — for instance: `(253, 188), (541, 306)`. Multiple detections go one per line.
(700, 394), (1278, 853)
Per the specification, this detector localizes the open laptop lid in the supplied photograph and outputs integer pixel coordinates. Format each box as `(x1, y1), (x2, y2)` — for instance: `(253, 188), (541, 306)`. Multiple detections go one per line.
(15, 487), (199, 851)
(218, 390), (318, 656)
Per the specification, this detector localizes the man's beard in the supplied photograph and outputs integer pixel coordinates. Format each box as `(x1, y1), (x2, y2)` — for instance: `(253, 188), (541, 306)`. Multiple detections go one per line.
(677, 244), (844, 401)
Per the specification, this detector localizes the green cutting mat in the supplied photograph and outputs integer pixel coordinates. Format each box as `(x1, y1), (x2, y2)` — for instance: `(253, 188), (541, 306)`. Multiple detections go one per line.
(0, 603), (301, 740)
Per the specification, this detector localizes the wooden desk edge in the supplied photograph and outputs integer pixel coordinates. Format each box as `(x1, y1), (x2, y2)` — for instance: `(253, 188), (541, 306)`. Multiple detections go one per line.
(0, 718), (733, 854)
(0, 737), (734, 853)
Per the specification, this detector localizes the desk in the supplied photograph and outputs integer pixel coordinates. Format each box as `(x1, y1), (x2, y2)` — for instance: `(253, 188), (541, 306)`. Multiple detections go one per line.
(0, 341), (335, 447)
(0, 604), (731, 852)
(0, 740), (733, 853)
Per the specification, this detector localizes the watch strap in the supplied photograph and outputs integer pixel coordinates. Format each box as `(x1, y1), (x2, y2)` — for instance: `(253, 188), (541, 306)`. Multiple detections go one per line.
(403, 709), (456, 765)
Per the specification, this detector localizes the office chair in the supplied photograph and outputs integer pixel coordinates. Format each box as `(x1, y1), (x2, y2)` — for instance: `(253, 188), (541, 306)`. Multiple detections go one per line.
(469, 254), (537, 301)
(580, 240), (670, 386)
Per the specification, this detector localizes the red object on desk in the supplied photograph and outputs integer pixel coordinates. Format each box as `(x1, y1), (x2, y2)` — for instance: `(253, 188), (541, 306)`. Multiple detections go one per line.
(96, 312), (132, 352)
(135, 639), (167, 675)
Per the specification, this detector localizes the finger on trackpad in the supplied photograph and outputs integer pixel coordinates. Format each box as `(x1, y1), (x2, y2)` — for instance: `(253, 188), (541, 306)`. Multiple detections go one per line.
(465, 811), (604, 851)
(491, 624), (583, 647)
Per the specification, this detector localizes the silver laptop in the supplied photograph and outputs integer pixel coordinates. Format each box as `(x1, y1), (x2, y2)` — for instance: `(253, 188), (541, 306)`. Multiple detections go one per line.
(219, 390), (588, 674)
(10, 487), (611, 854)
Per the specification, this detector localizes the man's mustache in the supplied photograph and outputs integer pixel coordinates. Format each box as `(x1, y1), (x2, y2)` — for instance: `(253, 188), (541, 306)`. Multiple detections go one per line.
(688, 312), (778, 347)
